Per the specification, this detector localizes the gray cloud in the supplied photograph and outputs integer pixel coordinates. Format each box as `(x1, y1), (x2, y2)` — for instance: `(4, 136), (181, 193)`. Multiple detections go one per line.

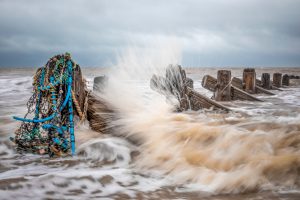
(0, 0), (299, 67)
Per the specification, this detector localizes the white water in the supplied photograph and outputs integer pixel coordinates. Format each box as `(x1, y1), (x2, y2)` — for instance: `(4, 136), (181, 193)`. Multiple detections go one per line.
(0, 45), (300, 199)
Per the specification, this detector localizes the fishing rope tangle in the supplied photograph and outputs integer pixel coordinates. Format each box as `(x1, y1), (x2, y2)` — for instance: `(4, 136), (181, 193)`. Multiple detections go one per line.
(11, 53), (88, 157)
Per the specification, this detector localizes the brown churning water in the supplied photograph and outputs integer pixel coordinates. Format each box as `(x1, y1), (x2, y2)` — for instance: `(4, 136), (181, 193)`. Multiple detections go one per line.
(0, 46), (300, 199)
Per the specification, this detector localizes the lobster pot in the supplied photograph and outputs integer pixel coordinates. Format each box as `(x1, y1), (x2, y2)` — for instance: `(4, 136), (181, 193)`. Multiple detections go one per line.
(12, 53), (88, 157)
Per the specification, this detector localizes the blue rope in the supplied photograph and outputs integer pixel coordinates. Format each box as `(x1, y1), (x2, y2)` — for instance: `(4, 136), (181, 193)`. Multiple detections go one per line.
(13, 54), (77, 157)
(67, 60), (75, 155)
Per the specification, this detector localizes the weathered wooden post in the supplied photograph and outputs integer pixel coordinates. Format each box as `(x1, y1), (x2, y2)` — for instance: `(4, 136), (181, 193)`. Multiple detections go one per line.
(243, 68), (256, 93)
(93, 76), (108, 92)
(282, 74), (290, 86)
(261, 73), (271, 89)
(273, 73), (282, 88)
(214, 70), (231, 101)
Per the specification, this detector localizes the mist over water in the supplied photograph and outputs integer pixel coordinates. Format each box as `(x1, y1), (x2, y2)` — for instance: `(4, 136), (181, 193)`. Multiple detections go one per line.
(0, 44), (300, 199)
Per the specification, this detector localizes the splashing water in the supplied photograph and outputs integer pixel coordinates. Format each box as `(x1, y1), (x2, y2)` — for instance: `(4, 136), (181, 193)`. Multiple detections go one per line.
(0, 42), (300, 199)
(99, 43), (300, 194)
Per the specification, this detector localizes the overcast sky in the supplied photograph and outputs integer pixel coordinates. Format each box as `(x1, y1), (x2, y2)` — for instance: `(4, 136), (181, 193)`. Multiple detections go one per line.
(0, 0), (299, 67)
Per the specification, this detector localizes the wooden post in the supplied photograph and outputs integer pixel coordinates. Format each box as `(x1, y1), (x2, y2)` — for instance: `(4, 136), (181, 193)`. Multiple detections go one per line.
(243, 68), (256, 93)
(261, 73), (271, 89)
(273, 73), (282, 88)
(214, 70), (231, 101)
(282, 74), (290, 86)
(93, 76), (108, 92)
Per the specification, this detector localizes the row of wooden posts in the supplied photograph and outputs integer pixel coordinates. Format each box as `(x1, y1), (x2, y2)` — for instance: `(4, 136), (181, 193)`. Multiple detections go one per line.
(91, 66), (299, 117)
(202, 69), (296, 102)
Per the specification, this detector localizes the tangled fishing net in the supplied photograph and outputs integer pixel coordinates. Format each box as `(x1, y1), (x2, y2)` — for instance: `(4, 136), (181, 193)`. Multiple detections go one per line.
(11, 53), (89, 157)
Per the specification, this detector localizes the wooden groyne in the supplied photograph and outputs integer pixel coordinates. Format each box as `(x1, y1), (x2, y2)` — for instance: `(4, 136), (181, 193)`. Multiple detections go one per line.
(202, 74), (262, 102)
(88, 67), (300, 132)
(150, 65), (230, 111)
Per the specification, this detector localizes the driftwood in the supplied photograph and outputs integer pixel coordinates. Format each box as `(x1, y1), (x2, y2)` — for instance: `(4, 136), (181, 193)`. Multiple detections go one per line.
(202, 75), (263, 102)
(150, 65), (230, 112)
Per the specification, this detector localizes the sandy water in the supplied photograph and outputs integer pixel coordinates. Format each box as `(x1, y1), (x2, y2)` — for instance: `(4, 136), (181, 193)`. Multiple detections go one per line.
(0, 67), (300, 200)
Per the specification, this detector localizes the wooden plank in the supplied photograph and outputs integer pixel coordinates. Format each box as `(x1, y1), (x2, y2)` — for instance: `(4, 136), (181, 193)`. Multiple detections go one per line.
(231, 86), (263, 102)
(202, 75), (217, 92)
(270, 85), (283, 91)
(231, 77), (243, 89)
(255, 85), (275, 95)
(186, 87), (231, 111)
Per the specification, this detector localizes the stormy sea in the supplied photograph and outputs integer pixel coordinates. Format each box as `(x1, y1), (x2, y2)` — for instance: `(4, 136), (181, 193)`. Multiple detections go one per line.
(0, 50), (300, 200)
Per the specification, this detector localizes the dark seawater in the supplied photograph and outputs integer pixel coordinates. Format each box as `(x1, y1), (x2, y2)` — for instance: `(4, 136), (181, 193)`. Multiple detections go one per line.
(0, 67), (300, 200)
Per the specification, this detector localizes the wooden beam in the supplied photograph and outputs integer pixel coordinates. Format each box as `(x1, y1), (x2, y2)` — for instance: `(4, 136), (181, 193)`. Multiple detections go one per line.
(187, 87), (231, 111)
(231, 86), (263, 102)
